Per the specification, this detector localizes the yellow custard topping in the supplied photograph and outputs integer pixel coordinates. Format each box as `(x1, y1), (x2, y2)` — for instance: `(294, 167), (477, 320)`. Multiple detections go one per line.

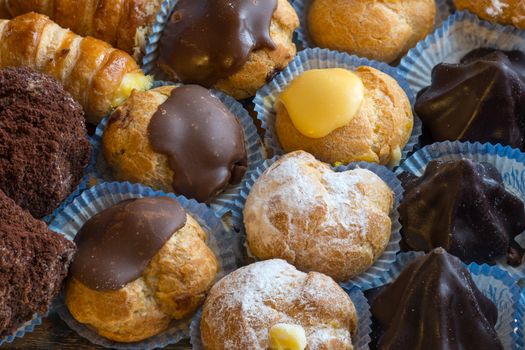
(279, 68), (365, 138)
(269, 323), (307, 350)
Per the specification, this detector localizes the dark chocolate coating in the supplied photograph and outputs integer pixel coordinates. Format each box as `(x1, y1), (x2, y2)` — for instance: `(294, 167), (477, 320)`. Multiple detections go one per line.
(369, 248), (502, 350)
(399, 159), (525, 265)
(158, 0), (277, 87)
(0, 67), (91, 218)
(415, 49), (525, 148)
(0, 189), (75, 336)
(148, 85), (247, 203)
(70, 197), (186, 291)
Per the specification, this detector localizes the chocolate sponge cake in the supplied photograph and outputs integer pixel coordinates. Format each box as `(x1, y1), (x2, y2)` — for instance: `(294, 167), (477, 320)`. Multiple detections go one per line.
(0, 189), (75, 337)
(0, 67), (91, 218)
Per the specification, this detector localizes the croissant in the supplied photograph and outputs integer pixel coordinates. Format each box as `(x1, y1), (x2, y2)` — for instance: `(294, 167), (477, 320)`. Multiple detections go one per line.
(0, 0), (163, 59)
(0, 12), (152, 123)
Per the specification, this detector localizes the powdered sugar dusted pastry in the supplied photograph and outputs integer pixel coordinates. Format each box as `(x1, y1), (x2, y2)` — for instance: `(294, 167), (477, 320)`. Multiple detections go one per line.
(243, 151), (394, 281)
(200, 259), (357, 350)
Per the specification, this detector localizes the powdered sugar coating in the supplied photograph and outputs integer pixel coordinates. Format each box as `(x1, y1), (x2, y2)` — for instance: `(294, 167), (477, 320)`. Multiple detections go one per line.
(200, 259), (357, 350)
(243, 151), (394, 281)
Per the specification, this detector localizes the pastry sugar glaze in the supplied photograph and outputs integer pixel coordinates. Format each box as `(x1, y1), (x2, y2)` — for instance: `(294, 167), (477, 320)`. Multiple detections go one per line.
(148, 85), (247, 202)
(399, 159), (525, 265)
(70, 197), (186, 290)
(415, 49), (525, 148)
(369, 248), (502, 350)
(158, 0), (278, 86)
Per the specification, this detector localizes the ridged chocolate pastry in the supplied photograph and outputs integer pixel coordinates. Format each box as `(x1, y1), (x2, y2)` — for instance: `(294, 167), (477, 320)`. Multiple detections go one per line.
(368, 248), (502, 350)
(415, 49), (525, 148)
(399, 159), (525, 266)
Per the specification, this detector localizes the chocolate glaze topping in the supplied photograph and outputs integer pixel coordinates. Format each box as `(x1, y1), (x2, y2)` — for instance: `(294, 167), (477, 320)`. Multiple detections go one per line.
(148, 85), (247, 203)
(158, 0), (277, 87)
(70, 197), (187, 291)
(415, 49), (525, 148)
(399, 159), (525, 265)
(369, 248), (502, 350)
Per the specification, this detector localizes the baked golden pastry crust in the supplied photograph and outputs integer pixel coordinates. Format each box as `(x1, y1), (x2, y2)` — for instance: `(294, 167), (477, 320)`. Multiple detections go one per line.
(454, 0), (525, 29)
(65, 214), (218, 342)
(0, 0), (163, 59)
(0, 12), (151, 123)
(201, 259), (357, 350)
(307, 0), (436, 62)
(103, 86), (174, 192)
(243, 151), (394, 282)
(276, 66), (413, 166)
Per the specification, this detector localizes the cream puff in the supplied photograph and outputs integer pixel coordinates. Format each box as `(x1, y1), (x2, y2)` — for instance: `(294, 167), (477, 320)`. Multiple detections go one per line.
(243, 151), (394, 282)
(454, 0), (525, 29)
(65, 197), (218, 342)
(158, 0), (299, 99)
(307, 0), (436, 62)
(275, 67), (413, 167)
(201, 259), (358, 350)
(102, 85), (248, 203)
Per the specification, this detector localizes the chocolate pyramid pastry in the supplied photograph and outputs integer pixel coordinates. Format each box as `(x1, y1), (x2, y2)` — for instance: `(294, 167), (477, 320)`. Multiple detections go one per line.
(399, 159), (525, 265)
(415, 49), (525, 148)
(0, 189), (75, 337)
(369, 248), (502, 350)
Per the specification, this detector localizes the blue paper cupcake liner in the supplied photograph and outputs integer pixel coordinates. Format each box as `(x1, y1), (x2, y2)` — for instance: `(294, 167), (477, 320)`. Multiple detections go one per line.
(229, 155), (403, 290)
(517, 292), (525, 349)
(0, 314), (44, 346)
(90, 82), (265, 218)
(398, 10), (525, 96)
(254, 48), (422, 167)
(373, 252), (523, 350)
(292, 0), (453, 53)
(48, 182), (240, 350)
(142, 0), (176, 76)
(189, 286), (371, 350)
(397, 141), (525, 278)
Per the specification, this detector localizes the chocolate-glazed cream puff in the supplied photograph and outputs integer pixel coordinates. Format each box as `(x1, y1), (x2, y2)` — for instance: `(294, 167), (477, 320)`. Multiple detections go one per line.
(157, 0), (299, 99)
(65, 197), (218, 342)
(102, 85), (248, 203)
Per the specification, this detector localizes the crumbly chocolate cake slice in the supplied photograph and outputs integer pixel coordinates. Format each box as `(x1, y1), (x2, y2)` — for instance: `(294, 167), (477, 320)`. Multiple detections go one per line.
(0, 66), (91, 218)
(0, 189), (75, 337)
